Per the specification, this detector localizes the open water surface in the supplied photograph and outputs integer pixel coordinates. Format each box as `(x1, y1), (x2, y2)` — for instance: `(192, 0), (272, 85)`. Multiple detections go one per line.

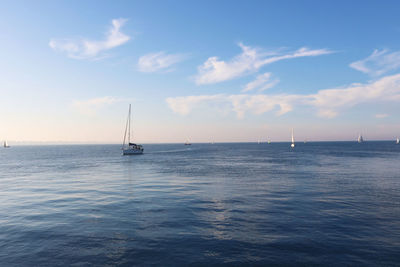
(0, 142), (400, 266)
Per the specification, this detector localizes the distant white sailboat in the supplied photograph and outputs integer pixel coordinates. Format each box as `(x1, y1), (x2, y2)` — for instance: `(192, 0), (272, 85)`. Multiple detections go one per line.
(3, 141), (10, 148)
(184, 139), (191, 145)
(122, 104), (143, 155)
(291, 128), (295, 148)
(358, 134), (364, 143)
(396, 137), (399, 144)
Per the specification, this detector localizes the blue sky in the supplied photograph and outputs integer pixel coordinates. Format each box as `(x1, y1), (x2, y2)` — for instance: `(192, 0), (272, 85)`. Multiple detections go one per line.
(1, 0), (400, 143)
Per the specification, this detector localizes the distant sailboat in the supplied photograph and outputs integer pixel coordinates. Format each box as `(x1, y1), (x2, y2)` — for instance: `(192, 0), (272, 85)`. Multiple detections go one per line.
(396, 137), (399, 144)
(291, 129), (295, 148)
(184, 140), (191, 145)
(267, 140), (271, 144)
(3, 141), (10, 148)
(358, 134), (364, 143)
(122, 104), (143, 155)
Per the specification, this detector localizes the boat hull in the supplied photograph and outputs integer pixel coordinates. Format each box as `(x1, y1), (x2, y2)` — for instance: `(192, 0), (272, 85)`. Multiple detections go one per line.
(123, 149), (143, 155)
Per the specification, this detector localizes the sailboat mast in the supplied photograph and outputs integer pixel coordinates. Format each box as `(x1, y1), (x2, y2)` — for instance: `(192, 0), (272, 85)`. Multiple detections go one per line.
(291, 128), (294, 143)
(122, 104), (130, 149)
(128, 104), (131, 144)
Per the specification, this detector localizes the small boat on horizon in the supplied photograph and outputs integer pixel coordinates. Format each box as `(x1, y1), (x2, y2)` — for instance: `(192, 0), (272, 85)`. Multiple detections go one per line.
(122, 104), (143, 155)
(3, 141), (10, 148)
(358, 134), (364, 143)
(184, 140), (191, 145)
(291, 128), (295, 148)
(396, 137), (399, 144)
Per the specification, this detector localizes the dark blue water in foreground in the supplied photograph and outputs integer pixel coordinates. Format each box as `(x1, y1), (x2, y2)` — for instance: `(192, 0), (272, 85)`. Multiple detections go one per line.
(1, 142), (400, 266)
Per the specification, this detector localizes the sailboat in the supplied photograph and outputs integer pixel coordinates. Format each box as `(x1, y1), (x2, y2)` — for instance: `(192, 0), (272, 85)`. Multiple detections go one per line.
(122, 104), (143, 155)
(358, 134), (364, 143)
(3, 141), (10, 148)
(291, 128), (295, 148)
(184, 139), (191, 145)
(396, 137), (399, 144)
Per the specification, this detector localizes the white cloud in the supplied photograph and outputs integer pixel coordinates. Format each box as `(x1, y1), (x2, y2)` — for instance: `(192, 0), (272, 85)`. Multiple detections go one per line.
(167, 73), (400, 118)
(228, 94), (301, 118)
(308, 73), (400, 117)
(138, 52), (186, 72)
(166, 93), (301, 119)
(195, 43), (333, 85)
(242, 72), (280, 92)
(73, 96), (125, 115)
(350, 49), (400, 76)
(375, 113), (388, 119)
(49, 18), (130, 59)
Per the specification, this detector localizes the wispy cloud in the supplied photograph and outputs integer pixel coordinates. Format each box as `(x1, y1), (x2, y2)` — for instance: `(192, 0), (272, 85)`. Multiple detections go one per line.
(73, 96), (126, 115)
(138, 52), (186, 72)
(195, 43), (333, 85)
(167, 73), (400, 118)
(308, 74), (400, 117)
(166, 93), (301, 119)
(49, 18), (130, 59)
(350, 49), (400, 76)
(375, 113), (388, 118)
(165, 94), (225, 115)
(242, 72), (280, 92)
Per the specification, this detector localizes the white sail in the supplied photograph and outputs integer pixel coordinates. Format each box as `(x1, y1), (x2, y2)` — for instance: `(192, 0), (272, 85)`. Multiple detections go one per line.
(291, 128), (295, 148)
(396, 138), (399, 144)
(358, 134), (363, 143)
(3, 141), (10, 148)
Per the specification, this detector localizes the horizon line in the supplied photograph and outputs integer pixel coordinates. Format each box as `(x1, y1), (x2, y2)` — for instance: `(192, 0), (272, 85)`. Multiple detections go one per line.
(3, 139), (400, 146)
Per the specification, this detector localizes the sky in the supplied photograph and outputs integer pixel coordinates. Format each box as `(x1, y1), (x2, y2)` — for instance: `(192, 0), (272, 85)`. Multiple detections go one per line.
(1, 0), (400, 143)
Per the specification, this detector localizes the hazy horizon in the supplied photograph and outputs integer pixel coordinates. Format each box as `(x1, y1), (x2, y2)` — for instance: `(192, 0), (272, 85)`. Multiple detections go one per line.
(4, 138), (400, 146)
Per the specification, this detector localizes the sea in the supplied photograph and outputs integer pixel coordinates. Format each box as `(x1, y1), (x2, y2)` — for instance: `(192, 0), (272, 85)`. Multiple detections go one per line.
(0, 142), (399, 266)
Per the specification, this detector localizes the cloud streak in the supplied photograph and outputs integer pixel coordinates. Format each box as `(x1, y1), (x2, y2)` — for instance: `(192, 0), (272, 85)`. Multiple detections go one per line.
(73, 96), (126, 115)
(138, 52), (186, 72)
(49, 18), (130, 59)
(195, 43), (333, 85)
(167, 73), (400, 118)
(242, 72), (280, 92)
(375, 113), (388, 119)
(350, 49), (400, 76)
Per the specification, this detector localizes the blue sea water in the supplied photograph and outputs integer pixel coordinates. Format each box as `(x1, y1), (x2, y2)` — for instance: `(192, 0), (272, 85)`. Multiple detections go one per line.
(0, 142), (399, 266)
